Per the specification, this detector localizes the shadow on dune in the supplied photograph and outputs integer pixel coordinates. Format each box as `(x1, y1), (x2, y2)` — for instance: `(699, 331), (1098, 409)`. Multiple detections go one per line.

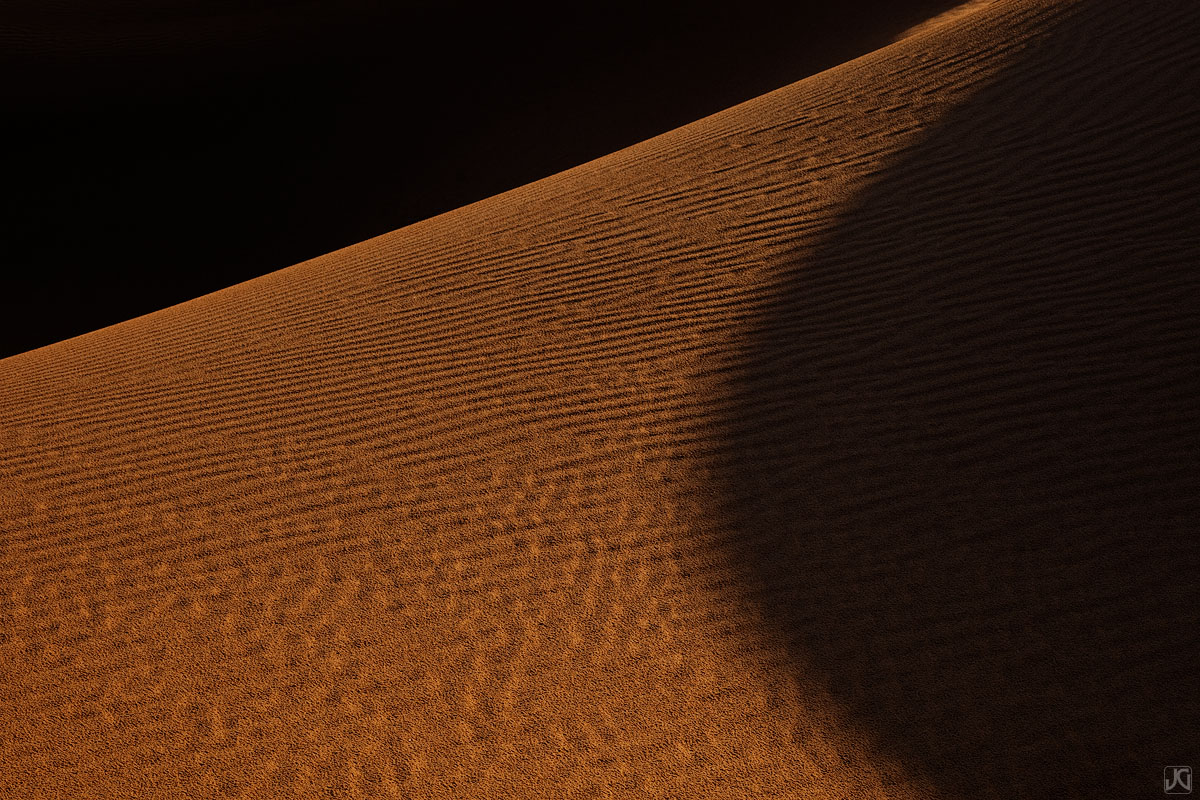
(717, 1), (1200, 796)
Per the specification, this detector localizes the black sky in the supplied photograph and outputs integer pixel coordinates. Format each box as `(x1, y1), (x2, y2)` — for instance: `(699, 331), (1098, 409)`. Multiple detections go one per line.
(0, 1), (958, 359)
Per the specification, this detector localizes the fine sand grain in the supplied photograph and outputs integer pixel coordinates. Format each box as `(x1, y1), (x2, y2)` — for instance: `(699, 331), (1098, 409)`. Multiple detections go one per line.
(2, 0), (1198, 797)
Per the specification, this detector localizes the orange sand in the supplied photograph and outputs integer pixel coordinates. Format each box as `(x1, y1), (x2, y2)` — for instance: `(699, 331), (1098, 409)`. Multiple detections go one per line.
(2, 0), (1198, 797)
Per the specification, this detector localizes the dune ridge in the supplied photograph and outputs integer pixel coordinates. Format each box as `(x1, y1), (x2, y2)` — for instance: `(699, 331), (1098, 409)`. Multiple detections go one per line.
(3, 0), (1198, 797)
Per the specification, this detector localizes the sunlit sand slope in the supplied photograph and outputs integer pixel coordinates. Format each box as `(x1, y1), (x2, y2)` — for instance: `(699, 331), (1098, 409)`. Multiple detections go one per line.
(2, 0), (1197, 797)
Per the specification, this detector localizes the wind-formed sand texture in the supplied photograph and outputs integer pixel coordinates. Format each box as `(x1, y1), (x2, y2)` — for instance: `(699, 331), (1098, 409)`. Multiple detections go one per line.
(2, 0), (1198, 797)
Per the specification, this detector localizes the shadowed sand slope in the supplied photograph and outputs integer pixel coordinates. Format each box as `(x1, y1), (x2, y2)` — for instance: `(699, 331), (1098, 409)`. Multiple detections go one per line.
(2, 0), (1198, 797)
(715, 0), (1200, 797)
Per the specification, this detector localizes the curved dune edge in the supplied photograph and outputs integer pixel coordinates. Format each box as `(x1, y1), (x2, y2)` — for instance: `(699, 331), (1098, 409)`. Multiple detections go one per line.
(2, 0), (1198, 797)
(889, 0), (997, 43)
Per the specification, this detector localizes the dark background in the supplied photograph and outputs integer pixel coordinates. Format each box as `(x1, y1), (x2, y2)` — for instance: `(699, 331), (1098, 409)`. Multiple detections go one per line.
(0, 0), (957, 359)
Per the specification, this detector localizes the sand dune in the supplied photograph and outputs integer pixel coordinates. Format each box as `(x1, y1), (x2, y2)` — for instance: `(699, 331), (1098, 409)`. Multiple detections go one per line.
(2, 0), (1199, 797)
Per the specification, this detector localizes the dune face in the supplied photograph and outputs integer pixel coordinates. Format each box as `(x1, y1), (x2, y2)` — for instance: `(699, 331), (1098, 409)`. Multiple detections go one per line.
(1, 0), (1198, 798)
